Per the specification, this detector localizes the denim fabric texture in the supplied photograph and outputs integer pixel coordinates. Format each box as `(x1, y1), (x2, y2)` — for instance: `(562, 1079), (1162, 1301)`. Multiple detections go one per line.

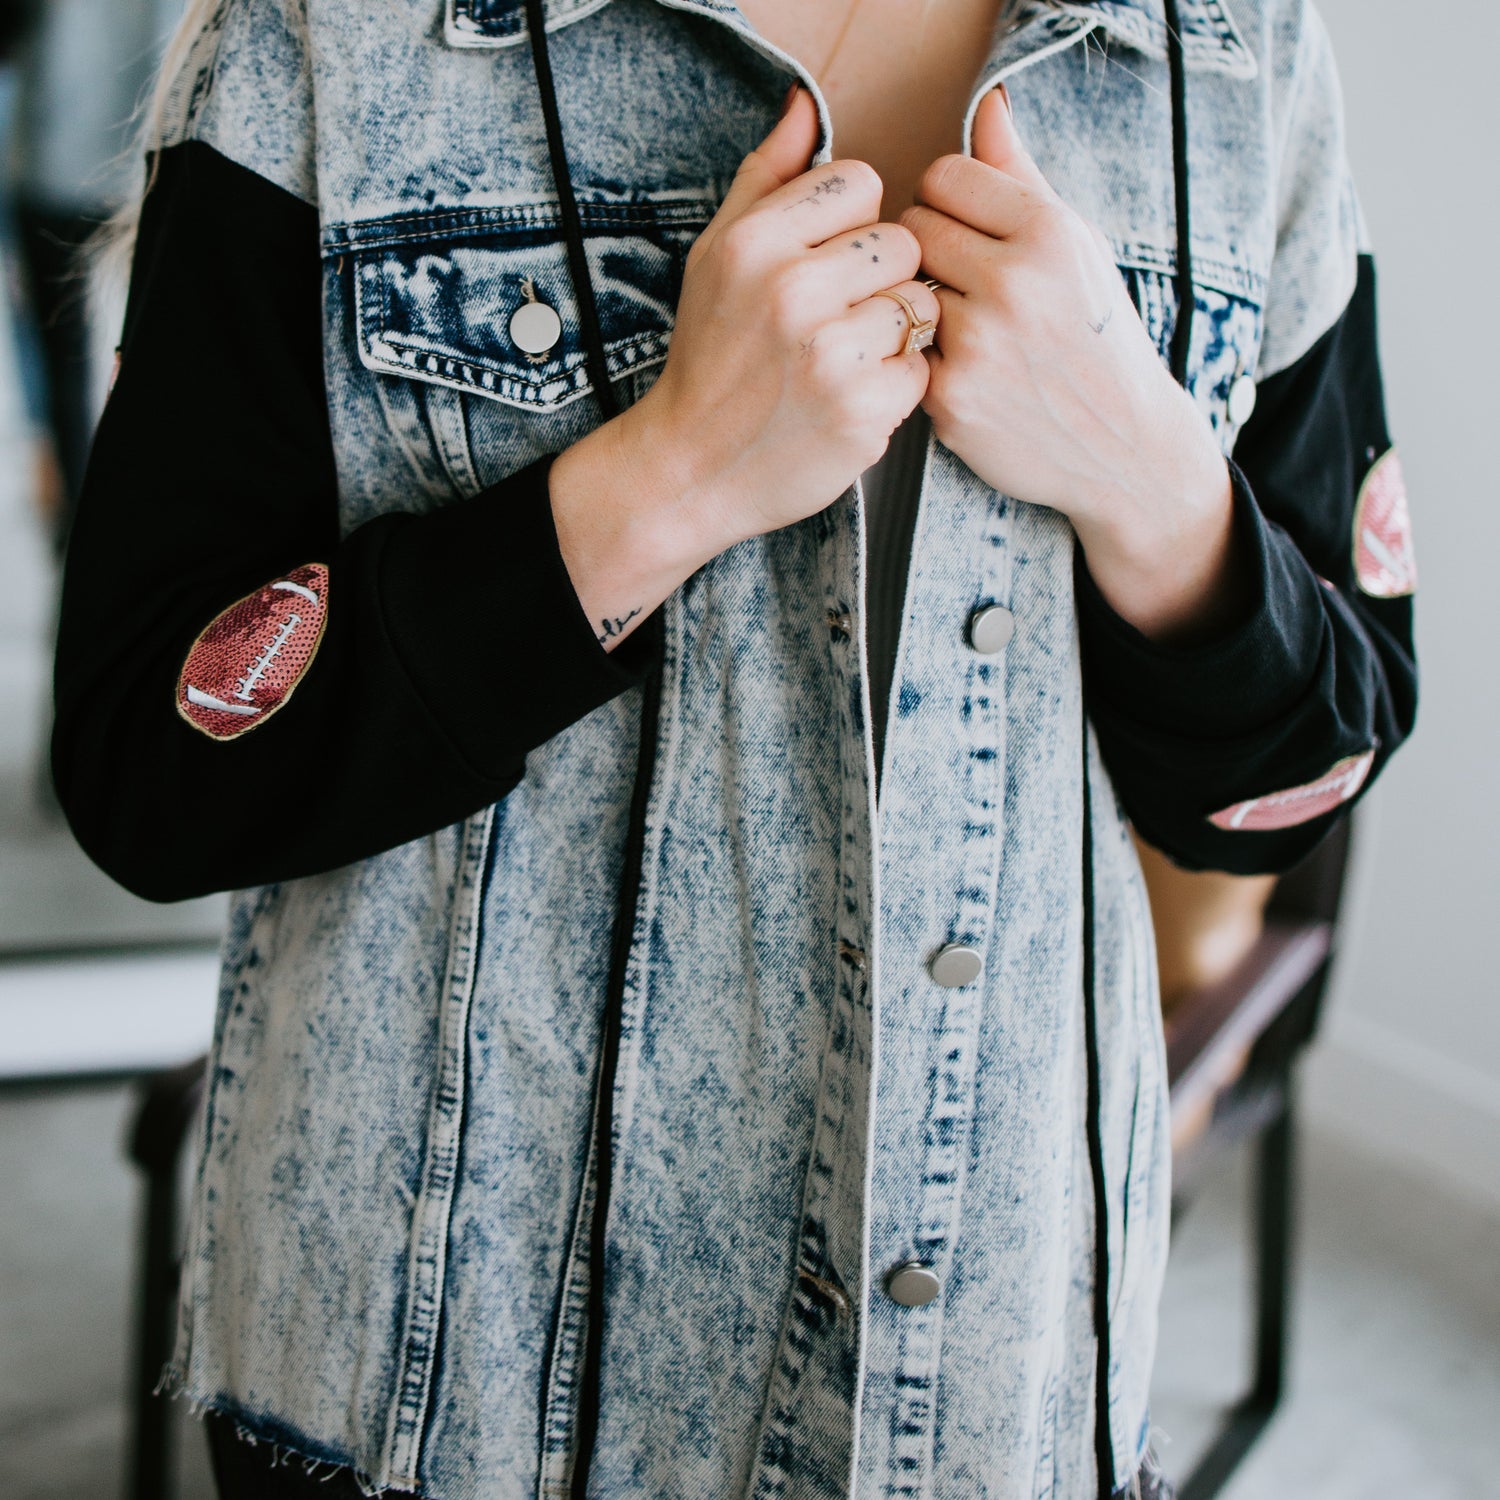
(154, 2), (1362, 1496)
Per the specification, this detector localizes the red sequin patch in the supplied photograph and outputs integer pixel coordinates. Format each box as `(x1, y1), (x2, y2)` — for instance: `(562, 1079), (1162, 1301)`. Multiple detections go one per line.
(1208, 750), (1375, 832)
(1353, 448), (1416, 598)
(176, 564), (329, 741)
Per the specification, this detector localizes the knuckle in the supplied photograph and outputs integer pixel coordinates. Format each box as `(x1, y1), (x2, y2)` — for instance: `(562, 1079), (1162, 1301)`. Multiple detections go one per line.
(950, 316), (990, 364)
(767, 289), (804, 341)
(831, 157), (883, 203)
(715, 217), (760, 270)
(807, 336), (849, 392)
(1034, 197), (1074, 240)
(734, 147), (768, 182)
(767, 264), (817, 335)
(888, 223), (923, 271)
(898, 203), (928, 237)
(920, 152), (965, 201)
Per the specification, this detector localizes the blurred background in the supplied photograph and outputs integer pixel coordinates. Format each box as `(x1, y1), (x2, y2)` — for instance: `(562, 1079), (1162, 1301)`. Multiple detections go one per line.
(0, 1), (1494, 1497)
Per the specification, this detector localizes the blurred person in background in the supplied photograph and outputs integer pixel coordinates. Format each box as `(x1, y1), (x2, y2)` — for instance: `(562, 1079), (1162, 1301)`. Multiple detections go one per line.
(8, 0), (182, 547)
(1, 0), (51, 516)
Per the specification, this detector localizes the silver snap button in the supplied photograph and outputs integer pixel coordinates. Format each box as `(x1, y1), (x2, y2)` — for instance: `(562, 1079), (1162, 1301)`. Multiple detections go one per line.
(885, 1260), (941, 1307)
(1228, 372), (1257, 426)
(928, 942), (982, 988)
(967, 604), (1015, 654)
(509, 297), (563, 357)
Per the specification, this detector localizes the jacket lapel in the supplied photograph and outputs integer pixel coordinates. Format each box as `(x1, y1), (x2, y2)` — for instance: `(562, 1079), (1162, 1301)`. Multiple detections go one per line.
(445, 0), (1253, 80)
(1018, 0), (1257, 77)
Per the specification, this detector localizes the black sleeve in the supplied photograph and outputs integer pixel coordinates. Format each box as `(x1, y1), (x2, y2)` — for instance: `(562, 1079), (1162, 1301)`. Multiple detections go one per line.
(51, 140), (664, 903)
(1074, 254), (1418, 875)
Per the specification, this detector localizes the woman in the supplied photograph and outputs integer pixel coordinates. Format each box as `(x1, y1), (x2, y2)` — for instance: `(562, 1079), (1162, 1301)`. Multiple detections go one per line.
(52, 1), (1416, 1497)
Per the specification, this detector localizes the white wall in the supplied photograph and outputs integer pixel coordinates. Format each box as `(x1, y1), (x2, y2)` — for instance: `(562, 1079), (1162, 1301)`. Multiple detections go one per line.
(1303, 0), (1500, 1204)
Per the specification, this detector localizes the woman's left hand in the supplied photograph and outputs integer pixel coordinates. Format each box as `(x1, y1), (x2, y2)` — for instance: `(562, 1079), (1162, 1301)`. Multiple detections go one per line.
(900, 87), (1251, 644)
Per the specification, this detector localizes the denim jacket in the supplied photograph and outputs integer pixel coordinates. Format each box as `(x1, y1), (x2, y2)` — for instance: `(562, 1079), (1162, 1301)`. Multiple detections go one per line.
(149, 2), (1377, 1496)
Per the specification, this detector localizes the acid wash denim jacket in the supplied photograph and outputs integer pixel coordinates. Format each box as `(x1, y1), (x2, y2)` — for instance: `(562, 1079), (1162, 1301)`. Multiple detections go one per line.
(149, 2), (1374, 1497)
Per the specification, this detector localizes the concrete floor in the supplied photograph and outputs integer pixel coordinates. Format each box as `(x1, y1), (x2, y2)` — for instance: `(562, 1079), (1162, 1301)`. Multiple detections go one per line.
(1152, 1117), (1500, 1498)
(2, 1076), (1496, 1499)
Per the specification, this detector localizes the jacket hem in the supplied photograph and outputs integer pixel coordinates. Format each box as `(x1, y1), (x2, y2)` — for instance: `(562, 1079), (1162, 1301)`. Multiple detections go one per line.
(154, 1361), (409, 1498)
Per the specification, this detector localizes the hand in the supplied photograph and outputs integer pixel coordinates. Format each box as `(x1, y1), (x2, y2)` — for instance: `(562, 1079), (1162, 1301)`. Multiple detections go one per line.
(549, 86), (940, 649)
(634, 86), (941, 552)
(901, 88), (1249, 644)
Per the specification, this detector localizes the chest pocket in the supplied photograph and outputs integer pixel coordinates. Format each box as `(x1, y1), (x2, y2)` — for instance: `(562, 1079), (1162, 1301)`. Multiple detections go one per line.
(325, 196), (716, 496)
(1114, 241), (1267, 455)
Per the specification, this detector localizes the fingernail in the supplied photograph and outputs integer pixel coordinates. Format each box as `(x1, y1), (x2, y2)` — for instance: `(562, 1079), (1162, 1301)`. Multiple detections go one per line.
(780, 82), (799, 119)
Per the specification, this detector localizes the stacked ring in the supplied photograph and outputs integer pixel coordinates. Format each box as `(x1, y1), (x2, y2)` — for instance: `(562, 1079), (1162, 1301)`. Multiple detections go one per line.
(871, 287), (939, 354)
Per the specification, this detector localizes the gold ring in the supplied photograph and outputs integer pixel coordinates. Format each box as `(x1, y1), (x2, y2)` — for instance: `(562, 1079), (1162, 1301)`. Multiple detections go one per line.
(871, 287), (938, 354)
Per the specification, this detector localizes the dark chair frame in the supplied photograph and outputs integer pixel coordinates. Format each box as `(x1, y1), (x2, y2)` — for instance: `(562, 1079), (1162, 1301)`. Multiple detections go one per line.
(125, 1055), (209, 1500)
(1164, 816), (1354, 1500)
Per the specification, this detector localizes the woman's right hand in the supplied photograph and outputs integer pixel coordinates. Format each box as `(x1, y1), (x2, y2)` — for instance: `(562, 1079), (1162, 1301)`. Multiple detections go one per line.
(548, 88), (939, 651)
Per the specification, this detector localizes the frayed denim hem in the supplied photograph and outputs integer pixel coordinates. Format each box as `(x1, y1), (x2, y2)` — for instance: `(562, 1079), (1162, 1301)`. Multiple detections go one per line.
(155, 1362), (404, 1498)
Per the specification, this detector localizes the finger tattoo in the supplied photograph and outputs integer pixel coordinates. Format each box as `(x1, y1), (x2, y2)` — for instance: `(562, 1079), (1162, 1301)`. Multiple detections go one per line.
(784, 173), (849, 209)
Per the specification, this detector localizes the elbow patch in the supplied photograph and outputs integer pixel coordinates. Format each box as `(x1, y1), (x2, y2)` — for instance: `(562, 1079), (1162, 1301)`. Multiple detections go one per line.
(1208, 748), (1375, 832)
(1353, 447), (1416, 598)
(176, 564), (329, 740)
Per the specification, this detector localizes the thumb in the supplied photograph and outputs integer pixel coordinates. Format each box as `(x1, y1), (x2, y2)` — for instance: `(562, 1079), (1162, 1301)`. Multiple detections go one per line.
(971, 85), (1048, 192)
(715, 85), (820, 224)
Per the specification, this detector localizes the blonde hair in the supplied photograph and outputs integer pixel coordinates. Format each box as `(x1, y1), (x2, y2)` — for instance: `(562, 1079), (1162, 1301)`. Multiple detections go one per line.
(82, 0), (222, 357)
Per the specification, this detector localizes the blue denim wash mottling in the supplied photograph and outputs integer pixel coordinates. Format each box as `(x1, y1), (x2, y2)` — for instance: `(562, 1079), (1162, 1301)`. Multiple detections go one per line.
(153, 1), (1361, 1496)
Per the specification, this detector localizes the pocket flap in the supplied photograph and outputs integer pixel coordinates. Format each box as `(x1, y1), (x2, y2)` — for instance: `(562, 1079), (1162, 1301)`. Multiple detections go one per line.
(325, 198), (714, 411)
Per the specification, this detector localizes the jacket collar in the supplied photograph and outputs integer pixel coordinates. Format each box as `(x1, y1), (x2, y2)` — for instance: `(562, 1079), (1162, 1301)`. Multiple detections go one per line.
(445, 0), (1254, 79)
(1031, 0), (1256, 77)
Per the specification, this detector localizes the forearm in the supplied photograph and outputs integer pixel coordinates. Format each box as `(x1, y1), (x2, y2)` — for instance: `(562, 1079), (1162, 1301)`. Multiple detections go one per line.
(1076, 251), (1417, 874)
(1071, 385), (1259, 648)
(548, 387), (723, 654)
(53, 140), (666, 902)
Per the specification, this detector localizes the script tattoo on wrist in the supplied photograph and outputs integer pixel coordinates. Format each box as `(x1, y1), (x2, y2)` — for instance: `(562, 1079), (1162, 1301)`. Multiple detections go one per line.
(596, 606), (643, 647)
(1087, 308), (1114, 335)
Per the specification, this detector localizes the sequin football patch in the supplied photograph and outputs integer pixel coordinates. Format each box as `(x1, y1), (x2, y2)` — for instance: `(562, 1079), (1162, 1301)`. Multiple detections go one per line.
(1353, 448), (1416, 598)
(176, 564), (329, 741)
(1208, 749), (1375, 833)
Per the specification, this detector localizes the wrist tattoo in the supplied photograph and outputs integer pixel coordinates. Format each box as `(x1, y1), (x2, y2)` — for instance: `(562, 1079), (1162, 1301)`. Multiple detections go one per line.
(1087, 308), (1114, 335)
(596, 606), (643, 646)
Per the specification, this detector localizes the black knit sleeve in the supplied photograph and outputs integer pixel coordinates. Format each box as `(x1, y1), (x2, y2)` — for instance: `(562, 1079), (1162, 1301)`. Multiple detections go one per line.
(1075, 255), (1418, 874)
(52, 139), (662, 902)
